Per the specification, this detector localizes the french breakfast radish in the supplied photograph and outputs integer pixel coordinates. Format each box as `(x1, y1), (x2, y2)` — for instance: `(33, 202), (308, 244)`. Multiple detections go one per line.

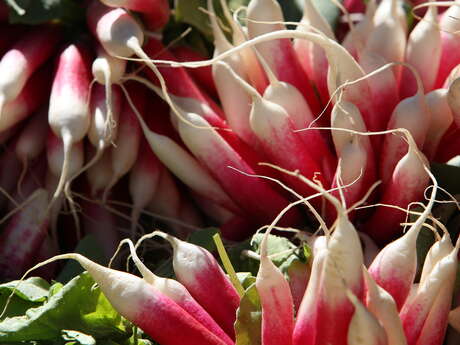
(137, 231), (240, 339)
(23, 253), (231, 345)
(0, 26), (61, 114)
(246, 0), (321, 114)
(48, 43), (92, 204)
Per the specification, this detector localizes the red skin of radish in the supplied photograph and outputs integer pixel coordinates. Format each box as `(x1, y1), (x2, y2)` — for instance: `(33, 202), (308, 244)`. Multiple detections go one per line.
(142, 39), (277, 180)
(246, 0), (321, 115)
(287, 261), (310, 313)
(365, 151), (429, 245)
(170, 46), (218, 99)
(343, 0), (366, 13)
(257, 255), (295, 345)
(170, 238), (240, 339)
(0, 189), (49, 280)
(178, 113), (302, 229)
(72, 257), (230, 345)
(101, 0), (170, 30)
(0, 26), (61, 105)
(435, 6), (460, 88)
(143, 38), (224, 121)
(0, 66), (52, 132)
(15, 108), (48, 164)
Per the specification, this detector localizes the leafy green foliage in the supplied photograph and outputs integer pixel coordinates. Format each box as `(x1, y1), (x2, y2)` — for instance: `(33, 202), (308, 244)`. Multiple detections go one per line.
(0, 273), (131, 343)
(234, 283), (262, 345)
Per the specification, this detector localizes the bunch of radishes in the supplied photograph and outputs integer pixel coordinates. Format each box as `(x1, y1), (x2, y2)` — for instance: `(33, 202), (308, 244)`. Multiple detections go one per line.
(18, 171), (459, 345)
(0, 0), (458, 288)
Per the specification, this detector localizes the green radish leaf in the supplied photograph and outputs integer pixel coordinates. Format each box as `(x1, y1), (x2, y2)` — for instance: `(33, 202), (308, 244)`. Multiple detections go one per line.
(0, 277), (50, 303)
(237, 272), (256, 289)
(235, 283), (262, 345)
(0, 277), (50, 321)
(0, 273), (127, 342)
(6, 0), (84, 25)
(61, 330), (96, 345)
(251, 233), (298, 267)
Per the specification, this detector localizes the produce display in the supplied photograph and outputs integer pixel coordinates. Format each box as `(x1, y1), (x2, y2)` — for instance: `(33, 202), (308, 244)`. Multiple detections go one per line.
(0, 0), (459, 344)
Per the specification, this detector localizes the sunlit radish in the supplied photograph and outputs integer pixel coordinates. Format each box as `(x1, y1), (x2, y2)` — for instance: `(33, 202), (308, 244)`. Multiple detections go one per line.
(48, 43), (91, 205)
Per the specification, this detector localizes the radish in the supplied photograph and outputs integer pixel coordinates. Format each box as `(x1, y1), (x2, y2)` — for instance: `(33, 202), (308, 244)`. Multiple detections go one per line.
(103, 84), (142, 200)
(0, 66), (51, 132)
(99, 0), (170, 30)
(373, 0), (408, 35)
(48, 43), (92, 205)
(0, 189), (49, 279)
(434, 1), (460, 88)
(246, 0), (321, 114)
(364, 0), (406, 84)
(359, 51), (399, 135)
(137, 231), (241, 339)
(400, 237), (460, 345)
(19, 253), (231, 345)
(269, 171), (364, 345)
(120, 85), (241, 216)
(423, 88), (454, 159)
(118, 239), (233, 344)
(380, 64), (431, 183)
(342, 0), (376, 59)
(128, 138), (162, 237)
(256, 224), (295, 345)
(367, 150), (436, 309)
(91, 46), (126, 143)
(419, 232), (453, 286)
(0, 26), (61, 114)
(217, 0), (268, 93)
(206, 0), (258, 147)
(362, 268), (407, 345)
(294, 0), (335, 104)
(170, 46), (218, 99)
(367, 135), (430, 244)
(347, 290), (388, 345)
(176, 109), (302, 228)
(257, 51), (337, 183)
(14, 108), (48, 191)
(400, 5), (440, 98)
(86, 148), (113, 196)
(217, 60), (327, 200)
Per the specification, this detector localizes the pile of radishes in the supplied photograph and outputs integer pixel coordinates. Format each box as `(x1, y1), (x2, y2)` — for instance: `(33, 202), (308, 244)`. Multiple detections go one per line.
(0, 0), (459, 297)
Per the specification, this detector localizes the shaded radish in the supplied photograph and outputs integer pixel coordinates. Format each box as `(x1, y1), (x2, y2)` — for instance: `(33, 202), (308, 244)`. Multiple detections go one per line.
(128, 138), (162, 237)
(0, 189), (49, 280)
(0, 26), (61, 114)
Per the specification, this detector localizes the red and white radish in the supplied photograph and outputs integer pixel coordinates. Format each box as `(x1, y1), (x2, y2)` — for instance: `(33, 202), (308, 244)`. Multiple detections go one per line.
(48, 43), (92, 204)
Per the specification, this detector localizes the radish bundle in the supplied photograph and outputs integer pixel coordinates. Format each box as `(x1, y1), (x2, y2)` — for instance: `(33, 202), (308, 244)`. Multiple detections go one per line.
(0, 4), (459, 345)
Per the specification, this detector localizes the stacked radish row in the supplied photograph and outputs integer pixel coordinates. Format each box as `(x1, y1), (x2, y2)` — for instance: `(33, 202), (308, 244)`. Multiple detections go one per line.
(0, 0), (459, 281)
(25, 172), (459, 345)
